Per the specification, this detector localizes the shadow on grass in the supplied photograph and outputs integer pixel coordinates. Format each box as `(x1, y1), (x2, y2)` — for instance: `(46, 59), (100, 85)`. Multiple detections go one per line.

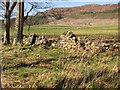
(54, 69), (118, 89)
(36, 76), (94, 89)
(3, 58), (56, 70)
(35, 70), (106, 89)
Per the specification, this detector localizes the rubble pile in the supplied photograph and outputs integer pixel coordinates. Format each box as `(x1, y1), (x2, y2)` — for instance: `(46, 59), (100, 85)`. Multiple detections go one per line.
(55, 31), (78, 49)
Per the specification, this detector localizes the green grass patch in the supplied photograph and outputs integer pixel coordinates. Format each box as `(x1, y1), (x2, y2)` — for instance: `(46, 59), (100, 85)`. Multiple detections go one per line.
(2, 25), (118, 37)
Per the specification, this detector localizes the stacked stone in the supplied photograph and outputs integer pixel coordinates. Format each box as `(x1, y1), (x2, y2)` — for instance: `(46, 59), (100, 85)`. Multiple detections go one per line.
(54, 31), (101, 54)
(51, 39), (58, 47)
(70, 40), (98, 54)
(77, 39), (119, 54)
(38, 36), (49, 46)
(23, 34), (38, 45)
(56, 31), (78, 49)
(22, 34), (32, 45)
(21, 31), (119, 53)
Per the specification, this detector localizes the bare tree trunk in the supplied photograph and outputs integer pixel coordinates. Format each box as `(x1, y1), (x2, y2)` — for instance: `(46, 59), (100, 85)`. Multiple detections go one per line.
(3, 0), (17, 45)
(3, 1), (10, 44)
(13, 0), (24, 45)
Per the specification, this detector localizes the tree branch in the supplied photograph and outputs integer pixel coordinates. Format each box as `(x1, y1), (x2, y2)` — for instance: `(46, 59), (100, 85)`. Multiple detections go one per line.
(24, 5), (34, 21)
(0, 12), (5, 18)
(9, 2), (17, 14)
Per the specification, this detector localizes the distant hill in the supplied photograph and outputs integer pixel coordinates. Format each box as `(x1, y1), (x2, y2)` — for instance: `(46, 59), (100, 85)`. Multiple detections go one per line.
(36, 4), (118, 18)
(49, 4), (117, 14)
(28, 4), (118, 26)
(1, 4), (119, 28)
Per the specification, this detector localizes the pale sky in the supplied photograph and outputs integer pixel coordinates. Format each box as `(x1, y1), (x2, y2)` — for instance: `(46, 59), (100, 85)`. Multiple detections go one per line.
(25, 0), (119, 3)
(27, 1), (118, 16)
(0, 0), (119, 19)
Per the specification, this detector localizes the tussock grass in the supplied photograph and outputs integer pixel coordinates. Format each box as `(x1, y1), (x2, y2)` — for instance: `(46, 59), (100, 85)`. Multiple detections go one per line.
(2, 43), (119, 88)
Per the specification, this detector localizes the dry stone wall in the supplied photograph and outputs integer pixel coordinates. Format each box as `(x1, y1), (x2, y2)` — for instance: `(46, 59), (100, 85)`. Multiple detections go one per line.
(3, 31), (119, 54)
(51, 31), (119, 54)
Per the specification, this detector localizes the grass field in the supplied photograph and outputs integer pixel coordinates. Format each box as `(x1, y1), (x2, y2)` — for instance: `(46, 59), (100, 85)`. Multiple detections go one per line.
(23, 25), (118, 35)
(3, 25), (118, 37)
(2, 25), (119, 88)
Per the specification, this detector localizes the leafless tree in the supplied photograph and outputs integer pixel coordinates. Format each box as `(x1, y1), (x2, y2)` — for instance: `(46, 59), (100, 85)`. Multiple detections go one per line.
(0, 0), (54, 45)
(13, 1), (53, 45)
(13, 0), (24, 45)
(1, 0), (17, 44)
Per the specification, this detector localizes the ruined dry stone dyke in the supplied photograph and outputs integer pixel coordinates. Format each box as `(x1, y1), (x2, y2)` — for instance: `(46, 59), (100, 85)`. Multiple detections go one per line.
(23, 34), (38, 45)
(52, 31), (118, 54)
(23, 34), (51, 47)
(2, 31), (119, 54)
(54, 31), (100, 53)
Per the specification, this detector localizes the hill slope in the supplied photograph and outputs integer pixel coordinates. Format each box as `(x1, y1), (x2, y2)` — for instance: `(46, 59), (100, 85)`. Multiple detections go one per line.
(36, 4), (118, 18)
(33, 4), (118, 26)
(1, 4), (118, 27)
